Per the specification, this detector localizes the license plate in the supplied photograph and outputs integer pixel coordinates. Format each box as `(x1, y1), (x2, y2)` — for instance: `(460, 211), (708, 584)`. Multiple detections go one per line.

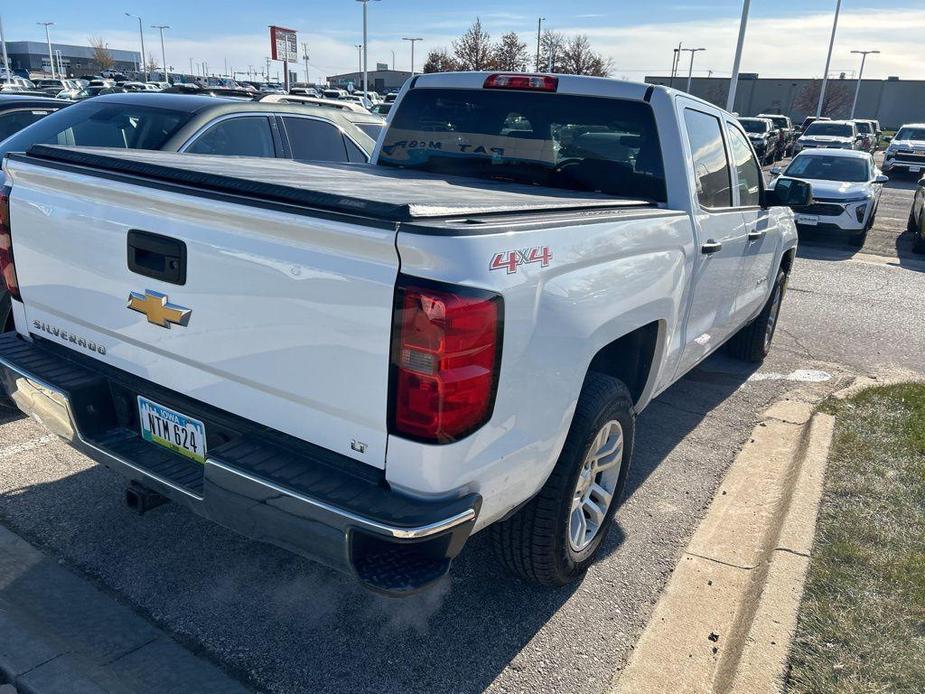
(910, 166), (921, 174)
(138, 396), (207, 464)
(796, 214), (819, 226)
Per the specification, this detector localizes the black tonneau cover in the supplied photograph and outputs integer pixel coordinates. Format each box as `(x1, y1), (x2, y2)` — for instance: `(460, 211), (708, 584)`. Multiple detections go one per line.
(19, 145), (654, 223)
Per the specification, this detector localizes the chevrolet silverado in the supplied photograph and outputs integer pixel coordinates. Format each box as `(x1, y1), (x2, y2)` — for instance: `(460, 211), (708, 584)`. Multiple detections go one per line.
(0, 72), (810, 595)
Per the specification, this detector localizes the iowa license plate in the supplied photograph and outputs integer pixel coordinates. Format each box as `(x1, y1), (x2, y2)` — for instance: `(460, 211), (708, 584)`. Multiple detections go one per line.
(138, 396), (207, 464)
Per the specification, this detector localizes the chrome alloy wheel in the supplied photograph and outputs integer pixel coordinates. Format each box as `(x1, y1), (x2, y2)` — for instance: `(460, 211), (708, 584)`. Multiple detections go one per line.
(568, 419), (624, 552)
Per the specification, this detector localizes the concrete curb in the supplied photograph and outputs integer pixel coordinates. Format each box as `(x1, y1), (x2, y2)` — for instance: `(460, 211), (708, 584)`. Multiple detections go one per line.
(0, 525), (251, 694)
(609, 390), (839, 694)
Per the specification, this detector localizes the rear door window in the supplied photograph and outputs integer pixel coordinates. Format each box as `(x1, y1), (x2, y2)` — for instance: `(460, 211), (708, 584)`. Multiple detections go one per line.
(282, 117), (349, 162)
(186, 116), (276, 157)
(684, 109), (732, 208)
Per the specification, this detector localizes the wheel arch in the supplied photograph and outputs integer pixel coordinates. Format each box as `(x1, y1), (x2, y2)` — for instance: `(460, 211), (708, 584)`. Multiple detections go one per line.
(586, 320), (664, 410)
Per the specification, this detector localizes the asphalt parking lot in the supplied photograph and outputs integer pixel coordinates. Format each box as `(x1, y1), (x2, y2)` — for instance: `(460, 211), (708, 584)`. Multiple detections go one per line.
(1, 155), (923, 694)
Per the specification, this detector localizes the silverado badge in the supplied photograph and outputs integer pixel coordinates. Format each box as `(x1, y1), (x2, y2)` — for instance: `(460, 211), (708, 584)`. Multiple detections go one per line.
(127, 290), (192, 328)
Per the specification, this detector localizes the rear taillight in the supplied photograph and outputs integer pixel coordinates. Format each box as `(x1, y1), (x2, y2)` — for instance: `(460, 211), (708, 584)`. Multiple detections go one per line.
(390, 277), (503, 444)
(0, 184), (18, 302)
(483, 74), (558, 92)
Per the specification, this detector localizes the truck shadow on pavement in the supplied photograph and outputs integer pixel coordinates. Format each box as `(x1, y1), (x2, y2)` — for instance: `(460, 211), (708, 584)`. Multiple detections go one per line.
(0, 352), (759, 694)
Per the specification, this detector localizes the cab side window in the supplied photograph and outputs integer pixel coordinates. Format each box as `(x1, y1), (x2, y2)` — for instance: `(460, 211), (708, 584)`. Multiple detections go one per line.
(282, 117), (349, 162)
(726, 126), (762, 207)
(186, 116), (276, 157)
(684, 109), (732, 208)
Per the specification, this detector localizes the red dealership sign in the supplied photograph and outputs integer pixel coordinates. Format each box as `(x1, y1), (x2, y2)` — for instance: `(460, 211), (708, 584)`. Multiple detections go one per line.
(270, 26), (298, 63)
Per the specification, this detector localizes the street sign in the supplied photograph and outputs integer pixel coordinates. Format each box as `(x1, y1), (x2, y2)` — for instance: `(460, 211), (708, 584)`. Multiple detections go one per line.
(376, 62), (388, 71)
(269, 26), (298, 63)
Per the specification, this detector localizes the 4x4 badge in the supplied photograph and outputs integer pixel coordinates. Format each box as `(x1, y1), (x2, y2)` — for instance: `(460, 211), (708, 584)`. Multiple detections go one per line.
(127, 289), (192, 329)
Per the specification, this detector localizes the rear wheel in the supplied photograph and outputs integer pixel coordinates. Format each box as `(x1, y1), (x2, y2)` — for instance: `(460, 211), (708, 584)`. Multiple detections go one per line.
(727, 270), (787, 363)
(492, 373), (634, 586)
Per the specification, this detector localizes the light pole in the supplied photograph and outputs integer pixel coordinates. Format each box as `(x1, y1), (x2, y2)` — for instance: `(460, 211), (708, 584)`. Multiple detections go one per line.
(402, 37), (422, 75)
(682, 47), (706, 94)
(726, 0), (751, 112)
(125, 13), (147, 82)
(303, 42), (310, 83)
(849, 49), (879, 119)
(355, 44), (362, 75)
(356, 0), (381, 101)
(668, 43), (682, 89)
(37, 22), (55, 79)
(536, 17), (545, 72)
(151, 24), (169, 83)
(816, 0), (842, 117)
(0, 17), (9, 84)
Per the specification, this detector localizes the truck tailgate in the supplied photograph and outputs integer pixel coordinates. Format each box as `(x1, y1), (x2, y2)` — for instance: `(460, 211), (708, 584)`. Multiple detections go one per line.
(6, 157), (399, 468)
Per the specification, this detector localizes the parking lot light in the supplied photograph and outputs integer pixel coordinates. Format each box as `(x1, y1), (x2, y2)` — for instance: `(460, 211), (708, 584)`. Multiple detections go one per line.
(37, 22), (55, 79)
(125, 12), (147, 83)
(850, 50), (880, 119)
(151, 25), (170, 84)
(726, 0), (751, 112)
(402, 37), (422, 75)
(816, 0), (842, 117)
(682, 47), (706, 94)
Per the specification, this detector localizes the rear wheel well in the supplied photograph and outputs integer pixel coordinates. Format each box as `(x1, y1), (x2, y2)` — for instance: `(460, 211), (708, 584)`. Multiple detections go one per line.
(587, 322), (660, 407)
(780, 248), (796, 276)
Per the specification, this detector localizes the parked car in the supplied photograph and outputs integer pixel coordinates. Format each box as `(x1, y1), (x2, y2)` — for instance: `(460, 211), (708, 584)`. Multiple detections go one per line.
(322, 88), (348, 99)
(757, 113), (795, 156)
(793, 120), (862, 154)
(852, 120), (877, 153)
(289, 86), (320, 98)
(257, 93), (371, 113)
(770, 148), (886, 246)
(882, 123), (925, 177)
(0, 94), (69, 143)
(798, 115), (830, 133)
(908, 175), (925, 253)
(0, 77), (36, 92)
(738, 116), (779, 164)
(257, 94), (385, 139)
(0, 73), (809, 595)
(33, 78), (80, 96)
(66, 86), (127, 100)
(370, 102), (392, 116)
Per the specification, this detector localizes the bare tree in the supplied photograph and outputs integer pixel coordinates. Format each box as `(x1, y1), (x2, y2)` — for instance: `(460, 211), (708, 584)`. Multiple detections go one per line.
(493, 32), (529, 72)
(88, 36), (114, 72)
(558, 34), (612, 77)
(792, 79), (854, 120)
(452, 18), (496, 71)
(146, 52), (160, 74)
(423, 48), (459, 73)
(538, 30), (565, 73)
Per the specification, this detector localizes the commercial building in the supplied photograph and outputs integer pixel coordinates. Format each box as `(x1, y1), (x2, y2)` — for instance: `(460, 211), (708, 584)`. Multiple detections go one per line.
(327, 69), (412, 93)
(645, 74), (925, 129)
(5, 41), (142, 78)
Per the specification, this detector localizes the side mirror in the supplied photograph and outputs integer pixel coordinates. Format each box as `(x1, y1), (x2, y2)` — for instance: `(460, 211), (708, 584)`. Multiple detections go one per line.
(765, 177), (812, 209)
(770, 166), (783, 176)
(883, 136), (893, 143)
(875, 174), (889, 184)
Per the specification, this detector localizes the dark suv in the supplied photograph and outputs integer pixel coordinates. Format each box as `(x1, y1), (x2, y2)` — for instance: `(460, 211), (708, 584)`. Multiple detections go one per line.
(757, 113), (795, 157)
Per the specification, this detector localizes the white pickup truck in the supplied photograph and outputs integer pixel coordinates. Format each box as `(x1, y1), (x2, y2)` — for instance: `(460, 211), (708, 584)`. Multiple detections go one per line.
(0, 73), (810, 595)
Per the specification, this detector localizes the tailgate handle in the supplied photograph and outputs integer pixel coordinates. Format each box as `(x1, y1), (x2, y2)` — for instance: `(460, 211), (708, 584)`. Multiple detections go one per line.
(127, 230), (187, 285)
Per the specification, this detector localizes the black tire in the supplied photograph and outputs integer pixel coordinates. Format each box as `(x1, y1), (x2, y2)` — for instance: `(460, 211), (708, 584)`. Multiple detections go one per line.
(492, 373), (635, 586)
(914, 232), (925, 254)
(727, 270), (787, 363)
(909, 210), (919, 235)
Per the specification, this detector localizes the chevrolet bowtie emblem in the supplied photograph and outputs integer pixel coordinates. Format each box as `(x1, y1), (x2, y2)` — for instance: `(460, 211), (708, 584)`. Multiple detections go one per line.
(127, 290), (192, 328)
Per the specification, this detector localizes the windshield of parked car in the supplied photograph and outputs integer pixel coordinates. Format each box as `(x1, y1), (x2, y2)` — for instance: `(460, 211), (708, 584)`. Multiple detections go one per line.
(896, 127), (925, 141)
(784, 154), (869, 183)
(740, 119), (769, 134)
(804, 122), (853, 138)
(855, 121), (872, 134)
(0, 100), (194, 156)
(761, 116), (788, 129)
(379, 88), (666, 202)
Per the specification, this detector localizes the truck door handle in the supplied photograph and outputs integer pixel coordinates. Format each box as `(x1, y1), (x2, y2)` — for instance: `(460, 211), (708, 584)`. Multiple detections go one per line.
(127, 230), (187, 285)
(701, 240), (723, 255)
(748, 229), (767, 241)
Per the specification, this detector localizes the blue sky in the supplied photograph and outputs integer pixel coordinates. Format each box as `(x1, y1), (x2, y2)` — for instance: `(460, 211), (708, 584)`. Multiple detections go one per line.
(2, 2), (921, 82)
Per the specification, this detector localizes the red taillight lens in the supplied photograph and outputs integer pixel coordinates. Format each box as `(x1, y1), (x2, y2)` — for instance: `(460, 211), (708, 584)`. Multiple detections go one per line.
(0, 184), (18, 302)
(390, 278), (503, 444)
(483, 74), (559, 92)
